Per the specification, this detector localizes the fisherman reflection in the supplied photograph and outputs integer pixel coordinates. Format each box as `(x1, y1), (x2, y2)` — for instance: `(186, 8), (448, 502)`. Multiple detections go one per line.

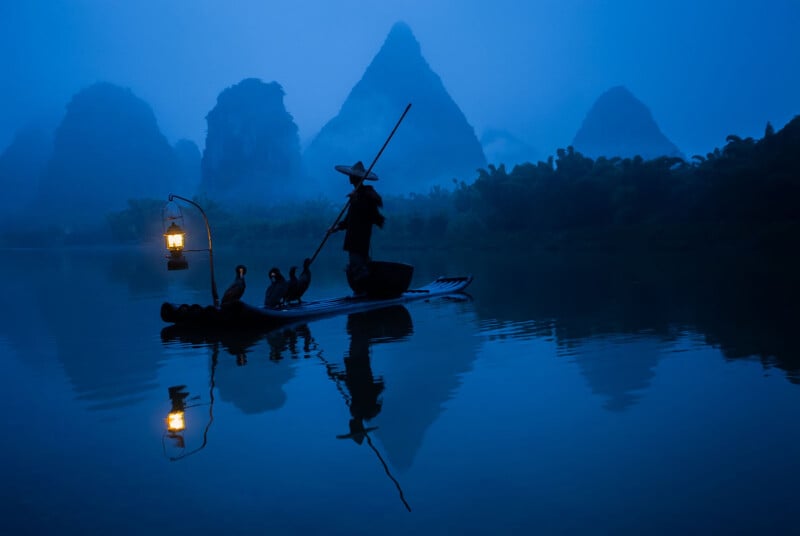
(331, 305), (413, 443)
(328, 306), (414, 511)
(333, 331), (385, 443)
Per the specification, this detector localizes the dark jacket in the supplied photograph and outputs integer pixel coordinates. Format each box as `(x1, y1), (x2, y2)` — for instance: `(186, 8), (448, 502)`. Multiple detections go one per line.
(337, 185), (385, 256)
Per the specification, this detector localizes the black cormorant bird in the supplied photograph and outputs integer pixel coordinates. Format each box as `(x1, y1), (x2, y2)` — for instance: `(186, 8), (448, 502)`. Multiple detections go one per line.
(264, 267), (289, 309)
(284, 266), (300, 304)
(221, 264), (247, 306)
(297, 257), (312, 301)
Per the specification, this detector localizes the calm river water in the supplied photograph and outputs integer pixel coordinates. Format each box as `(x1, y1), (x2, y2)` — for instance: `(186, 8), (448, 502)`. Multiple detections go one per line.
(1, 245), (798, 535)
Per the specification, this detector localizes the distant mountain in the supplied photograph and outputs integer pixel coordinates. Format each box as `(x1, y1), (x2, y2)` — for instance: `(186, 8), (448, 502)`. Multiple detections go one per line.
(572, 86), (682, 160)
(38, 82), (178, 227)
(481, 128), (538, 168)
(200, 78), (303, 205)
(0, 123), (52, 222)
(304, 21), (486, 198)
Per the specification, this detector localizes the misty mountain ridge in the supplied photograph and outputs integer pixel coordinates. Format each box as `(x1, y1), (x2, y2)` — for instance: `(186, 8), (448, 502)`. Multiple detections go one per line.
(1, 37), (795, 237)
(36, 82), (185, 227)
(0, 123), (53, 223)
(481, 128), (538, 167)
(572, 85), (682, 160)
(303, 21), (487, 198)
(174, 138), (201, 194)
(200, 78), (304, 205)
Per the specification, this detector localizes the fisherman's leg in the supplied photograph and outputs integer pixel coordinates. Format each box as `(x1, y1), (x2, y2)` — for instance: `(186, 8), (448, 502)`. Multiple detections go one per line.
(347, 252), (371, 281)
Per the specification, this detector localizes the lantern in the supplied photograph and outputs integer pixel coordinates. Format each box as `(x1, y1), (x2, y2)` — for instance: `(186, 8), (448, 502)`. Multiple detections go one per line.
(161, 194), (219, 306)
(163, 201), (188, 270)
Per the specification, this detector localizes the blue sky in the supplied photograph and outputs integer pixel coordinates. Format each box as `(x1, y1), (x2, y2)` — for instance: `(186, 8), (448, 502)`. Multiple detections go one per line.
(1, 0), (798, 159)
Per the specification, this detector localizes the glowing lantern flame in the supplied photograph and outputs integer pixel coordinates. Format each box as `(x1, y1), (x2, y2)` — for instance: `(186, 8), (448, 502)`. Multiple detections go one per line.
(164, 222), (185, 252)
(167, 411), (186, 432)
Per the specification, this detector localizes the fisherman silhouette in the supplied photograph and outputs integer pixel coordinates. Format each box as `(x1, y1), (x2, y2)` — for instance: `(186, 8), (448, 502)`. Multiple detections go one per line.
(328, 161), (385, 293)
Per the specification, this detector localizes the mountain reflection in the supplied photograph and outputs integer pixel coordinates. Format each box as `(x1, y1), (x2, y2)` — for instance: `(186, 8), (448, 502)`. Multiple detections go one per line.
(560, 336), (665, 412)
(463, 249), (800, 385)
(0, 249), (164, 411)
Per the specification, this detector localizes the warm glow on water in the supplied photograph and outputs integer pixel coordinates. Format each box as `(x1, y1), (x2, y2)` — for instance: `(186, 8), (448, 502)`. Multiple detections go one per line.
(1, 247), (798, 534)
(167, 411), (185, 432)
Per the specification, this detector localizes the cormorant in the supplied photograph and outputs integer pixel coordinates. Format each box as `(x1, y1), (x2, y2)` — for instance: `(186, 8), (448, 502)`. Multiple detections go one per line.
(285, 266), (300, 304)
(264, 267), (289, 309)
(297, 257), (312, 301)
(221, 264), (247, 306)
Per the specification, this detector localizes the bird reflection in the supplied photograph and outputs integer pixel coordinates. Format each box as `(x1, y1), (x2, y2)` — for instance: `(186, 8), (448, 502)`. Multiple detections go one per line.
(161, 324), (262, 366)
(266, 324), (315, 361)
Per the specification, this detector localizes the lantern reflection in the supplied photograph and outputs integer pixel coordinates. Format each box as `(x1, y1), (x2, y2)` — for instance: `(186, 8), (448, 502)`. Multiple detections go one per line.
(161, 349), (218, 461)
(166, 385), (188, 433)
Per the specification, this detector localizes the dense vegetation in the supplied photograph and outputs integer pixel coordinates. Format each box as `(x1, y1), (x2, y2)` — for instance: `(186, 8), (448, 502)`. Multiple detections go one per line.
(449, 117), (797, 243)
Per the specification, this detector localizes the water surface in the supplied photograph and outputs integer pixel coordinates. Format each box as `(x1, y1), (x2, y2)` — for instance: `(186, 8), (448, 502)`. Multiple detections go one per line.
(1, 246), (798, 534)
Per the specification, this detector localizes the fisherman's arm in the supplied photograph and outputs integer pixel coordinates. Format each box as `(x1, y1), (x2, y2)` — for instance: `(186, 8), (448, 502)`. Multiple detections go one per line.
(328, 218), (347, 234)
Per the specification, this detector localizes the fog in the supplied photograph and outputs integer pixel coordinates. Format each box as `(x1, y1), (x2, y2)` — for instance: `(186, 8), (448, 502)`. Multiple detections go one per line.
(1, 0), (798, 159)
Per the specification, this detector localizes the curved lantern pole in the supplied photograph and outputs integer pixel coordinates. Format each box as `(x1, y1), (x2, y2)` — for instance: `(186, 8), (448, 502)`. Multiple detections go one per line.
(163, 194), (220, 307)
